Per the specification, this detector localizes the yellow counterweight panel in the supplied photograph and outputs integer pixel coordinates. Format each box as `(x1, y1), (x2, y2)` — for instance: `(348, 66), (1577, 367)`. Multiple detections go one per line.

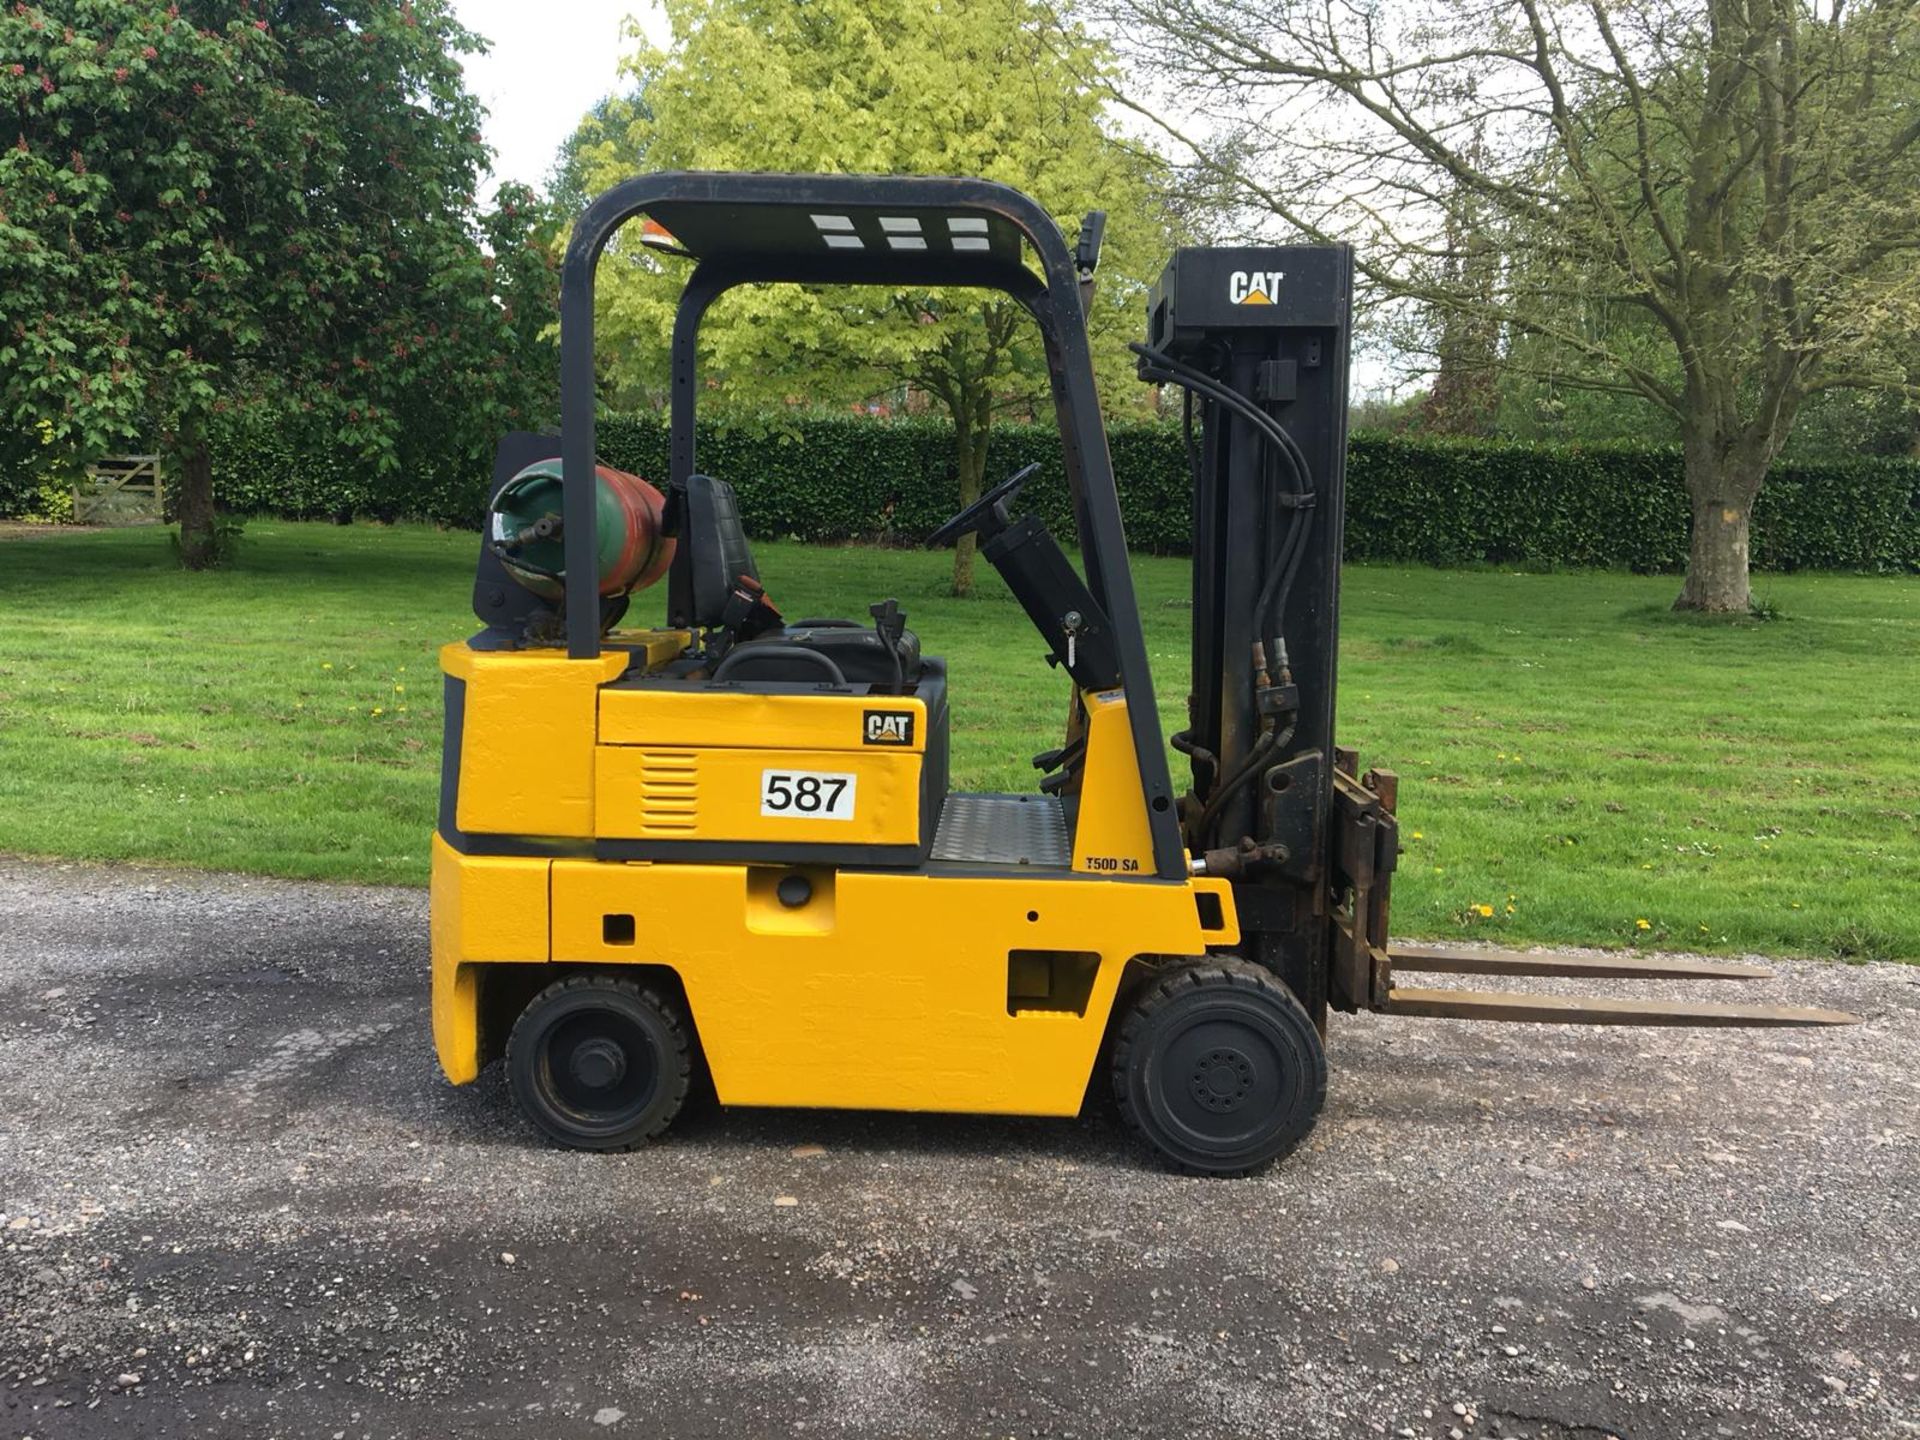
(441, 644), (629, 838)
(1070, 690), (1159, 877)
(548, 860), (1240, 1116)
(594, 744), (923, 844)
(429, 835), (552, 1083)
(600, 687), (928, 752)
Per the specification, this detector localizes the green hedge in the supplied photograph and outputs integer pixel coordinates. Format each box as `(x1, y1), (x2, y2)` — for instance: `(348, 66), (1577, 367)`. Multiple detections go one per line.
(7, 411), (1917, 572)
(588, 414), (1196, 556)
(189, 418), (482, 527)
(1342, 434), (1920, 573)
(590, 416), (1920, 572)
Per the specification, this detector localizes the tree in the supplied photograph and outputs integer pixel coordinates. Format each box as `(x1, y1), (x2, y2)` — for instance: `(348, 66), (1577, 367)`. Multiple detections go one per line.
(0, 1), (549, 567)
(565, 0), (1180, 594)
(549, 85), (652, 223)
(1110, 0), (1920, 611)
(1420, 162), (1502, 437)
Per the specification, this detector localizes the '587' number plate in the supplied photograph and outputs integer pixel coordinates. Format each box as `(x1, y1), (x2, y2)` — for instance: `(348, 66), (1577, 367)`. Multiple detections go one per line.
(760, 769), (858, 821)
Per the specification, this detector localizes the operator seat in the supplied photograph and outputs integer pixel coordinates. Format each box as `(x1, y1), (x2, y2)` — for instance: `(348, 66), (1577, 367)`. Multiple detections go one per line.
(670, 472), (763, 631)
(670, 473), (924, 688)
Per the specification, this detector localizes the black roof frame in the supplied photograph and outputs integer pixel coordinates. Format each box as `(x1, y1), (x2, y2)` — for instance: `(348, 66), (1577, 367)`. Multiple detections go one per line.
(558, 170), (1184, 880)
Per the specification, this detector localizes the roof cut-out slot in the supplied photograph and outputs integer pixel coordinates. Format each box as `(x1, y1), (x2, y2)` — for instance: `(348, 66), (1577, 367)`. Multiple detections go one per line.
(823, 234), (864, 250)
(948, 217), (989, 234)
(951, 237), (991, 252)
(879, 216), (923, 233)
(887, 236), (928, 251)
(810, 214), (855, 232)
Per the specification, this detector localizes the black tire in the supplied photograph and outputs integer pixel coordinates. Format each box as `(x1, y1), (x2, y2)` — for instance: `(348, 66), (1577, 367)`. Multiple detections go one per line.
(505, 974), (692, 1152)
(1111, 958), (1327, 1176)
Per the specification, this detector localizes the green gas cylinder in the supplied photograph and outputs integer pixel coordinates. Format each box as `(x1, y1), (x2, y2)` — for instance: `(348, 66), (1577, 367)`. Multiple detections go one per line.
(488, 459), (675, 602)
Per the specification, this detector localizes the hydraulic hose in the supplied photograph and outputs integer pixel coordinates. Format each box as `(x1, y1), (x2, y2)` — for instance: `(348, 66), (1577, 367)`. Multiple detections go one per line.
(1143, 356), (1309, 639)
(1170, 728), (1219, 793)
(1132, 344), (1313, 487)
(1198, 722), (1296, 849)
(1134, 342), (1318, 847)
(1130, 343), (1315, 640)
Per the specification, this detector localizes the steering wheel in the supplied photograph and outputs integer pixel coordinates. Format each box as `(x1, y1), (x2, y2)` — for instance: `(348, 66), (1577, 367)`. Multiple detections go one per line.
(927, 463), (1042, 548)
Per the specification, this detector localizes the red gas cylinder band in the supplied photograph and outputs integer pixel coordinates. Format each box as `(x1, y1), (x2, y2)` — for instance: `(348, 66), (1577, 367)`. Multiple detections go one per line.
(597, 464), (676, 597)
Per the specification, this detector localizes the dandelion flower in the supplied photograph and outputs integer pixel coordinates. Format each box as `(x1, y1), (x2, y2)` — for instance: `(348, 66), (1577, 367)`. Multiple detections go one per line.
(1411, 831), (1425, 840)
(371, 707), (384, 716)
(1635, 918), (1651, 931)
(321, 662), (333, 670)
(1473, 903), (1493, 918)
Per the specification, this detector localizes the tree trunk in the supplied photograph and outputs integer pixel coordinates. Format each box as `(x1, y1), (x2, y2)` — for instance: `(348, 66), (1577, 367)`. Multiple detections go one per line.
(949, 401), (990, 598)
(174, 433), (219, 571)
(1675, 491), (1753, 612)
(1673, 433), (1764, 613)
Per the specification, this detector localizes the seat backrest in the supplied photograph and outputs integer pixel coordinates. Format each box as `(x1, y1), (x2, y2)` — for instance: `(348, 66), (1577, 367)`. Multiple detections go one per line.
(666, 474), (760, 629)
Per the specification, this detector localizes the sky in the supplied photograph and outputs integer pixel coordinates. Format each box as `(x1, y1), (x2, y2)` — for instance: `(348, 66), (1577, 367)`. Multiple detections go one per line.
(447, 0), (1397, 393)
(450, 0), (666, 200)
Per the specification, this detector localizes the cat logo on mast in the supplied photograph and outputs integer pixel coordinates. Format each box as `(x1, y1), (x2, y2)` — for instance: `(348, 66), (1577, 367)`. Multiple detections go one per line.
(1228, 270), (1286, 305)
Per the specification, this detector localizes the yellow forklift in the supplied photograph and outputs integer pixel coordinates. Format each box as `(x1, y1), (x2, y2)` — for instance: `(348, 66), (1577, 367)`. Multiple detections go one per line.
(430, 172), (1852, 1175)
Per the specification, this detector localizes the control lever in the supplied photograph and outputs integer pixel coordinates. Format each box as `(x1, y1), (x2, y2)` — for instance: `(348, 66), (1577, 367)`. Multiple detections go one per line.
(1035, 735), (1087, 797)
(869, 597), (907, 694)
(1031, 736), (1086, 773)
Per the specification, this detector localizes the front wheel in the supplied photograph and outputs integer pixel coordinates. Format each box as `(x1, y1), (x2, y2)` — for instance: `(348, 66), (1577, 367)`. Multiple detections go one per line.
(1111, 958), (1326, 1176)
(506, 974), (692, 1151)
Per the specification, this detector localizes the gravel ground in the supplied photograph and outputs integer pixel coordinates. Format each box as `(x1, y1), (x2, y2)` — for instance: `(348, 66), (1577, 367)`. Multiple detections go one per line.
(1, 857), (1916, 1440)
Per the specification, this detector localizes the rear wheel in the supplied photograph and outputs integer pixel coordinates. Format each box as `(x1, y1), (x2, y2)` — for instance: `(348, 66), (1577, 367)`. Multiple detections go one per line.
(506, 974), (692, 1151)
(1111, 958), (1326, 1176)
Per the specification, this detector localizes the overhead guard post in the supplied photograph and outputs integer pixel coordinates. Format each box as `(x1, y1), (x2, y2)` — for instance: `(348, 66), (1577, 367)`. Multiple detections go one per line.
(554, 172), (1187, 878)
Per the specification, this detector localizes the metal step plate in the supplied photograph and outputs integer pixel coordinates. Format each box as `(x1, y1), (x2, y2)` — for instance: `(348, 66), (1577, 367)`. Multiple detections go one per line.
(931, 793), (1071, 868)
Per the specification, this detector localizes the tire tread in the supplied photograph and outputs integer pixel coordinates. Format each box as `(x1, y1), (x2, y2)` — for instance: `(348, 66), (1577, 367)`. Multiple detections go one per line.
(1111, 956), (1326, 1177)
(505, 972), (693, 1152)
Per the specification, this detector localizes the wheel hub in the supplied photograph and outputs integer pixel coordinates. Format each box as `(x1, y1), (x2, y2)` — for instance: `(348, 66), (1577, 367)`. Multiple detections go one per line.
(1189, 1046), (1255, 1113)
(569, 1036), (628, 1090)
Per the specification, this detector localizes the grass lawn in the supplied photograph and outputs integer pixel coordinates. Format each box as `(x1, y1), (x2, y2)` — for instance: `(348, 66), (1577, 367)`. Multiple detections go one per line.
(1, 521), (1916, 961)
